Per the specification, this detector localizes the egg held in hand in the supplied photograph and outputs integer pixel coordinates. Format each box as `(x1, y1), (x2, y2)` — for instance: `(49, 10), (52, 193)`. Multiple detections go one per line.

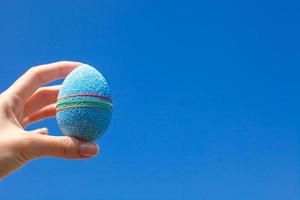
(56, 65), (112, 141)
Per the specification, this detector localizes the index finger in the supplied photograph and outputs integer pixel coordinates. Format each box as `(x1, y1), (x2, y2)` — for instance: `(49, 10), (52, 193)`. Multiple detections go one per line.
(7, 61), (83, 100)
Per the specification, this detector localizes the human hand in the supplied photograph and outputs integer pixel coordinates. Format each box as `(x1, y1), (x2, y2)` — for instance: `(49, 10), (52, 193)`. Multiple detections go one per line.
(0, 61), (99, 179)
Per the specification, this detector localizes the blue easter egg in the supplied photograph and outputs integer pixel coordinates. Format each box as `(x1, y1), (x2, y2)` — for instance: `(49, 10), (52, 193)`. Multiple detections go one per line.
(56, 65), (112, 141)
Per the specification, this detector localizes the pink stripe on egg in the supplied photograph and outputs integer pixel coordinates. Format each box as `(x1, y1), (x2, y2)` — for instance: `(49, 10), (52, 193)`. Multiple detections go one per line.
(58, 94), (112, 102)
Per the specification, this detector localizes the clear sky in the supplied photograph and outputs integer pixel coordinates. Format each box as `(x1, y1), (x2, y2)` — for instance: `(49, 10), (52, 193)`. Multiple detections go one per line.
(0, 0), (299, 199)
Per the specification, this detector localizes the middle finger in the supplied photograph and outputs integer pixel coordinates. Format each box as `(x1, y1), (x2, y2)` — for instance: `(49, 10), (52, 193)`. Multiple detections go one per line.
(23, 85), (60, 118)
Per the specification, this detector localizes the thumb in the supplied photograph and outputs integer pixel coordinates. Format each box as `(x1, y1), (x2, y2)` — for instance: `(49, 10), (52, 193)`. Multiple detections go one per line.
(26, 134), (99, 159)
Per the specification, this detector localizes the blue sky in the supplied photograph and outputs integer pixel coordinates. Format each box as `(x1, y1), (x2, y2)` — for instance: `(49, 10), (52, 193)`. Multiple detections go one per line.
(0, 0), (299, 199)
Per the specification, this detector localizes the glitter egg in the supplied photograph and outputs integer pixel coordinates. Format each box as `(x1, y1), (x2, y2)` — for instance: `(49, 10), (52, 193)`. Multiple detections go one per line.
(56, 65), (112, 141)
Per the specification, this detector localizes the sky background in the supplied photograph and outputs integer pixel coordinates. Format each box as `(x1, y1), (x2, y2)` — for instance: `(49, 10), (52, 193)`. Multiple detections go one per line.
(0, 0), (299, 199)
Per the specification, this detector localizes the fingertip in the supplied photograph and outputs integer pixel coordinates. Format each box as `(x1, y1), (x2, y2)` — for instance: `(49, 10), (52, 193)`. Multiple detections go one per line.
(60, 62), (83, 75)
(79, 142), (99, 158)
(30, 127), (49, 135)
(39, 128), (49, 135)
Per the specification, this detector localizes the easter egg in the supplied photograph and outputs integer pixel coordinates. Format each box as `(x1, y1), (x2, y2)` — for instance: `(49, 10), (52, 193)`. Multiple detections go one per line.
(56, 65), (112, 141)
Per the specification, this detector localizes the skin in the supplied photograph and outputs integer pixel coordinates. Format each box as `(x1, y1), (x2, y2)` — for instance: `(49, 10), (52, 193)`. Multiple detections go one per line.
(0, 61), (99, 179)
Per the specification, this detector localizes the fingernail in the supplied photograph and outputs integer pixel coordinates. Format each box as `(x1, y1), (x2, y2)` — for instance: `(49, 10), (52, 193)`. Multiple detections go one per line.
(79, 143), (98, 157)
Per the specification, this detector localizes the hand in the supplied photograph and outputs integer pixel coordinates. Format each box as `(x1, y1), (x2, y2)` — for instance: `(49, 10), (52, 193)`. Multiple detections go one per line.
(0, 61), (99, 179)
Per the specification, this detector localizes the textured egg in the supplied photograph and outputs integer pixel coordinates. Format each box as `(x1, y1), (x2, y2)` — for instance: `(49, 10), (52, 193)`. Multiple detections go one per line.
(56, 65), (112, 141)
